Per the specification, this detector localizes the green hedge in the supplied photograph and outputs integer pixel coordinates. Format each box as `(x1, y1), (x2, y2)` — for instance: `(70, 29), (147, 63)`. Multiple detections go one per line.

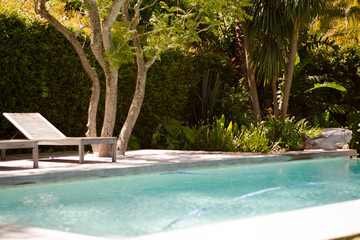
(0, 13), (91, 141)
(0, 12), (239, 149)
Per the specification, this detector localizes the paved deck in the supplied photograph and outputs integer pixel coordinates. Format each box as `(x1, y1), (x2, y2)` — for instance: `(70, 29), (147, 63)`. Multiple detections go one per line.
(0, 149), (359, 240)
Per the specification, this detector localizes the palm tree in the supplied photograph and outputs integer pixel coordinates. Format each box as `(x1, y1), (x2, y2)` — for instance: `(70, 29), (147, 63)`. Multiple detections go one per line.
(239, 0), (324, 121)
(281, 0), (325, 120)
(310, 0), (360, 44)
(245, 0), (290, 120)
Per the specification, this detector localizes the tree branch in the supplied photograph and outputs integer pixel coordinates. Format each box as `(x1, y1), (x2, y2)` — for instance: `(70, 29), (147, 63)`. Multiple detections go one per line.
(140, 0), (158, 11)
(145, 52), (158, 70)
(121, 0), (131, 23)
(196, 24), (215, 33)
(84, 0), (107, 70)
(75, 25), (91, 37)
(35, 0), (97, 78)
(130, 0), (143, 30)
(102, 0), (124, 51)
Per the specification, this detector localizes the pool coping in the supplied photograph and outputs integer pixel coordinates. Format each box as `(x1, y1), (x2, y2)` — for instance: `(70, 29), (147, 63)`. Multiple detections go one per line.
(0, 149), (359, 240)
(0, 149), (357, 186)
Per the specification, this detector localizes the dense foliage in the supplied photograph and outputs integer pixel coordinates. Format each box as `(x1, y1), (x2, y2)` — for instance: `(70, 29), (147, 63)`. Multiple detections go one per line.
(0, 11), (238, 149)
(290, 42), (360, 151)
(1, 0), (360, 154)
(152, 115), (322, 153)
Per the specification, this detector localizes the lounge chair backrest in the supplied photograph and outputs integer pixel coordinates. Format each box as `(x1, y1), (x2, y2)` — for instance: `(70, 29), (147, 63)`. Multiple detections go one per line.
(3, 113), (66, 139)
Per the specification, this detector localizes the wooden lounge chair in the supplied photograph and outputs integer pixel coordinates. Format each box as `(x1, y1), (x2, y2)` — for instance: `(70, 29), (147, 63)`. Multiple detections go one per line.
(3, 113), (117, 163)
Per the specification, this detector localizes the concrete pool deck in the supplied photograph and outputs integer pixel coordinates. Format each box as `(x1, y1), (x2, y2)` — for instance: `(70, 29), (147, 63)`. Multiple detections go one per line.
(0, 149), (359, 239)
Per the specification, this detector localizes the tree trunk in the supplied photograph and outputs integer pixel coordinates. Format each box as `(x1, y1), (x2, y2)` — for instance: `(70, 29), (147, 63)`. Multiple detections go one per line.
(234, 20), (262, 122)
(85, 74), (100, 153)
(281, 20), (300, 120)
(85, 0), (123, 157)
(98, 70), (118, 156)
(243, 26), (262, 122)
(117, 32), (147, 155)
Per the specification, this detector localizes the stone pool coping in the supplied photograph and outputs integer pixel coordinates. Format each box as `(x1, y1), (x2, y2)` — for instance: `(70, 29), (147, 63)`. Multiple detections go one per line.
(0, 149), (359, 240)
(0, 149), (356, 186)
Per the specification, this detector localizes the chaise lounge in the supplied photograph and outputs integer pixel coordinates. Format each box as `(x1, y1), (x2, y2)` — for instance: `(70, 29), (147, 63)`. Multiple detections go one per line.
(3, 112), (117, 164)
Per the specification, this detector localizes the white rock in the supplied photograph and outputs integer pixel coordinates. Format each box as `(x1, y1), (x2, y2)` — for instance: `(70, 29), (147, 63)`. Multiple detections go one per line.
(301, 128), (352, 150)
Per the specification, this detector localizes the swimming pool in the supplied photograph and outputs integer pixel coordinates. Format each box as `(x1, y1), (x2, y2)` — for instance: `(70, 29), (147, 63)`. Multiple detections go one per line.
(0, 156), (359, 238)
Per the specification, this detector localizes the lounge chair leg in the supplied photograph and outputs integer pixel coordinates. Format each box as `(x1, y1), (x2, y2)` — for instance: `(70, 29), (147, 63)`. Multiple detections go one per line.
(1, 149), (5, 160)
(112, 140), (117, 162)
(79, 143), (85, 164)
(33, 143), (39, 168)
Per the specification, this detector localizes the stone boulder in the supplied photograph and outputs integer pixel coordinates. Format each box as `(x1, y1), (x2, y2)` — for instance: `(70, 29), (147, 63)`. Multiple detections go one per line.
(301, 128), (352, 150)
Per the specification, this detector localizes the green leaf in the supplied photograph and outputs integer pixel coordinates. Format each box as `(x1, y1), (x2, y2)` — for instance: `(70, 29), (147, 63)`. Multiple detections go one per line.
(307, 82), (347, 92)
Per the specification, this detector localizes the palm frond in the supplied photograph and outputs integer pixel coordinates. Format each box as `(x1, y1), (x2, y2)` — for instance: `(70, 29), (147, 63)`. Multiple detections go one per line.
(307, 82), (347, 92)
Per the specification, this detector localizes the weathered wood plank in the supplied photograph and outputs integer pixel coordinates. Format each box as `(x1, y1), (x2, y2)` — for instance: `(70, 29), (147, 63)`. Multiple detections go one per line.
(0, 140), (39, 168)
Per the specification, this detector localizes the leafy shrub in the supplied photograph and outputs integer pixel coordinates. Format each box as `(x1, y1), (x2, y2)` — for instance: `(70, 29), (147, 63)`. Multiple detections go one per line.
(237, 124), (271, 153)
(292, 43), (360, 128)
(261, 117), (323, 152)
(151, 117), (200, 150)
(152, 114), (324, 153)
(152, 115), (241, 152)
(193, 115), (240, 152)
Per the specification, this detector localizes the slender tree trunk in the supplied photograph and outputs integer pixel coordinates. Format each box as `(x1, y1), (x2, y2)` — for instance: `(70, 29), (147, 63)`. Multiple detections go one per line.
(117, 32), (147, 155)
(98, 70), (118, 156)
(243, 26), (262, 122)
(85, 74), (100, 153)
(36, 0), (125, 156)
(117, 0), (159, 155)
(281, 20), (300, 120)
(234, 20), (262, 122)
(85, 0), (123, 157)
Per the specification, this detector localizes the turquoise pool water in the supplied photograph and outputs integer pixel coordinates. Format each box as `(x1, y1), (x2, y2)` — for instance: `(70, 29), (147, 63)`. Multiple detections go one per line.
(0, 157), (360, 238)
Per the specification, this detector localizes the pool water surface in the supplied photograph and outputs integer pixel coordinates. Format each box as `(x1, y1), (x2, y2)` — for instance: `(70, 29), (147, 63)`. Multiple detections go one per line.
(0, 157), (359, 238)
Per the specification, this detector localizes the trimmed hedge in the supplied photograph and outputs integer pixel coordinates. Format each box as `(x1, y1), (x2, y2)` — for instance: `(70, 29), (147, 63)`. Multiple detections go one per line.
(0, 14), (91, 141)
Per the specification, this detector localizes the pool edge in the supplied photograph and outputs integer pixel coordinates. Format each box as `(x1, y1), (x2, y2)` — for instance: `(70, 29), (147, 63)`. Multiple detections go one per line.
(0, 149), (357, 186)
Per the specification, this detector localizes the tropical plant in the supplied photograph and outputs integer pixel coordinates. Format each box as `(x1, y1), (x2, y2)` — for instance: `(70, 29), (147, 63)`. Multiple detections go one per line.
(191, 71), (252, 125)
(194, 115), (241, 151)
(243, 0), (325, 121)
(260, 116), (322, 151)
(280, 0), (325, 120)
(151, 117), (202, 150)
(310, 0), (360, 44)
(196, 70), (224, 122)
(151, 114), (322, 153)
(237, 124), (271, 153)
(290, 41), (359, 130)
(152, 115), (242, 152)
